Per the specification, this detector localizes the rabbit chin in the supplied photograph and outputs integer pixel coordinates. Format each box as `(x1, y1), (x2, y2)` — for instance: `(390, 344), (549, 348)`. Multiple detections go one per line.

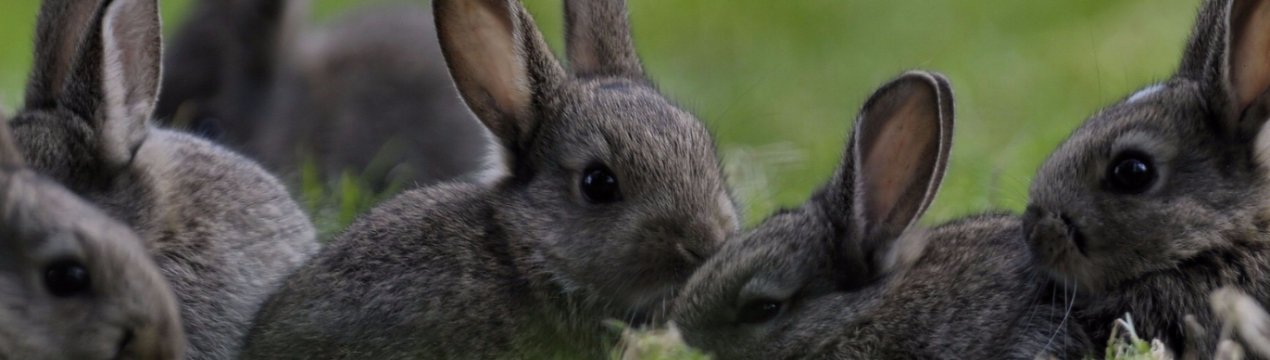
(547, 270), (675, 327)
(609, 286), (677, 328)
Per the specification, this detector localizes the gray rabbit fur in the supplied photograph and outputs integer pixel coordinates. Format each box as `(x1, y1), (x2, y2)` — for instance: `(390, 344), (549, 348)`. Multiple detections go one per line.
(1023, 0), (1270, 356)
(0, 111), (185, 360)
(9, 0), (318, 359)
(156, 0), (488, 190)
(241, 0), (739, 358)
(672, 72), (1093, 359)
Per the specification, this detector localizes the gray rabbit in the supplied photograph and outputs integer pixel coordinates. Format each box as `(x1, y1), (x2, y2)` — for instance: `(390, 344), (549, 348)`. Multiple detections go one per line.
(8, 0), (318, 359)
(672, 72), (1093, 359)
(1023, 0), (1270, 355)
(156, 0), (488, 190)
(0, 111), (185, 360)
(241, 0), (739, 358)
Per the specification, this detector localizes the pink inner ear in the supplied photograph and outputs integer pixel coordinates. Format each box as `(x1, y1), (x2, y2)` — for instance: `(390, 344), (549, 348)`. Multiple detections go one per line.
(862, 92), (939, 227)
(439, 0), (531, 121)
(1231, 0), (1270, 110)
(103, 0), (161, 110)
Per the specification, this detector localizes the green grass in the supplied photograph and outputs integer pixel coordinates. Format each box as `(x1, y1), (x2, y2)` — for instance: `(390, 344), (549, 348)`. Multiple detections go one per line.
(1104, 314), (1171, 360)
(0, 0), (1209, 358)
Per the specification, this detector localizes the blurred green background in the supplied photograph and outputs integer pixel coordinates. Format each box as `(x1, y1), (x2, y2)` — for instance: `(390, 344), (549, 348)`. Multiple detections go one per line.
(0, 0), (1198, 226)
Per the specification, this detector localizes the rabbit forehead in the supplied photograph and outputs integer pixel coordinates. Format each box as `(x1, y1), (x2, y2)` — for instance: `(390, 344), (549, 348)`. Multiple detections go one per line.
(549, 81), (728, 202)
(675, 206), (837, 328)
(0, 171), (144, 266)
(673, 207), (883, 359)
(7, 109), (101, 184)
(1032, 84), (1205, 199)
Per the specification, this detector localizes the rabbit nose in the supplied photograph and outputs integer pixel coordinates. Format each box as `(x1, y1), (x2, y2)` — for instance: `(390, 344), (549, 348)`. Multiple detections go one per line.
(122, 306), (184, 360)
(130, 323), (180, 360)
(1022, 206), (1088, 257)
(676, 243), (706, 264)
(114, 329), (135, 359)
(673, 229), (718, 266)
(646, 217), (723, 266)
(683, 219), (727, 265)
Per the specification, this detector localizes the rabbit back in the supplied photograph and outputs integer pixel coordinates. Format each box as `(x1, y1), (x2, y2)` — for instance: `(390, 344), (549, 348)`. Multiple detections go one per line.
(852, 214), (1089, 358)
(243, 184), (612, 359)
(134, 129), (318, 359)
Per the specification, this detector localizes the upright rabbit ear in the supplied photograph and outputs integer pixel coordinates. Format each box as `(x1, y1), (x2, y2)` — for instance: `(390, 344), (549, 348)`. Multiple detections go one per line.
(564, 0), (643, 78)
(822, 71), (954, 275)
(55, 0), (160, 167)
(24, 0), (100, 109)
(1179, 0), (1270, 138)
(435, 0), (567, 156)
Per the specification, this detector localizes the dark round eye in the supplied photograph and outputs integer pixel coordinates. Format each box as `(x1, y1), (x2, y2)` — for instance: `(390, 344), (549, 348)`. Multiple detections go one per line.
(1106, 152), (1157, 194)
(580, 164), (621, 203)
(737, 299), (783, 324)
(44, 260), (91, 297)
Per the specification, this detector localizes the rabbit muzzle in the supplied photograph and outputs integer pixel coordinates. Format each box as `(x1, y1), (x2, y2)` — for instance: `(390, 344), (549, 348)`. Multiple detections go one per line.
(1023, 205), (1099, 292)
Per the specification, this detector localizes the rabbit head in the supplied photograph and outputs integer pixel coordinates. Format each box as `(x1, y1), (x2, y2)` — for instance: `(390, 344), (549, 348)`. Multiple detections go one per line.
(434, 0), (739, 321)
(1023, 0), (1270, 294)
(672, 72), (954, 359)
(0, 114), (183, 360)
(10, 0), (159, 202)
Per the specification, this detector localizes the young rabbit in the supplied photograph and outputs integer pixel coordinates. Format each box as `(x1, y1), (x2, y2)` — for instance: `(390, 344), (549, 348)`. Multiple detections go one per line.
(0, 114), (184, 360)
(1023, 0), (1270, 355)
(241, 0), (739, 358)
(672, 72), (1092, 359)
(10, 0), (319, 359)
(156, 0), (488, 190)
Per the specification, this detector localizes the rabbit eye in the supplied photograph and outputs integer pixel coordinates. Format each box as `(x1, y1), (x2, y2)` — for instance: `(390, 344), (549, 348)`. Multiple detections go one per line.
(737, 299), (783, 324)
(580, 164), (622, 204)
(44, 260), (91, 297)
(1105, 152), (1156, 194)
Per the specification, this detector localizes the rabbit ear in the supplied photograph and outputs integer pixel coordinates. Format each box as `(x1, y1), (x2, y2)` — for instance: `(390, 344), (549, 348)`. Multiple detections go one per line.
(23, 0), (100, 109)
(435, 0), (567, 154)
(1179, 0), (1270, 137)
(52, 0), (160, 167)
(564, 0), (643, 78)
(824, 71), (954, 274)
